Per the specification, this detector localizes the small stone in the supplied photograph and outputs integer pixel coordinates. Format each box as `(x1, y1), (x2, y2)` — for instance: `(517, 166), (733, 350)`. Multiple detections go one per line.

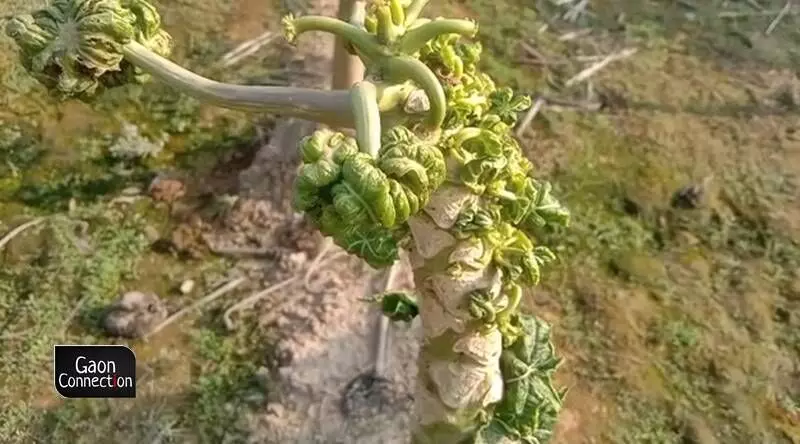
(288, 251), (307, 269)
(121, 186), (142, 196)
(787, 275), (800, 301)
(675, 230), (700, 246)
(266, 403), (285, 418)
(103, 291), (168, 339)
(179, 279), (195, 294)
(143, 225), (160, 242)
(254, 366), (270, 389)
(149, 177), (185, 203)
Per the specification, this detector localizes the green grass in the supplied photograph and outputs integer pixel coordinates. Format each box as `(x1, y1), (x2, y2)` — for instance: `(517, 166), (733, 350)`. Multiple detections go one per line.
(0, 0), (280, 439)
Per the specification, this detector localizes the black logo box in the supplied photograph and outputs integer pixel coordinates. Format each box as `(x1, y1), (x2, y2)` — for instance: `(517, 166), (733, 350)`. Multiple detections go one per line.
(53, 345), (136, 398)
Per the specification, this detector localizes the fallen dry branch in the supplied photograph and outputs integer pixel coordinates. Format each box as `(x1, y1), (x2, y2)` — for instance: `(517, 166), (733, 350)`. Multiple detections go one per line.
(223, 276), (298, 330)
(558, 28), (591, 41)
(565, 47), (637, 87)
(223, 249), (347, 330)
(765, 1), (793, 35)
(514, 94), (603, 137)
(60, 294), (89, 338)
(0, 217), (45, 252)
(145, 277), (247, 339)
(719, 6), (799, 18)
(519, 41), (550, 65)
(304, 237), (334, 292)
(514, 97), (546, 138)
(218, 31), (279, 68)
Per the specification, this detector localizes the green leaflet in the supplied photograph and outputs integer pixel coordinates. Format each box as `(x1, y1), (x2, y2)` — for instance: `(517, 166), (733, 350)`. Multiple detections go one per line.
(478, 314), (565, 444)
(5, 0), (172, 98)
(488, 88), (532, 127)
(366, 291), (419, 322)
(294, 127), (445, 268)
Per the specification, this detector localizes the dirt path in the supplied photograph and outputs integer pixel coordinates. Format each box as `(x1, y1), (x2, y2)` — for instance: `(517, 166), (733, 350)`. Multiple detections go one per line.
(227, 0), (420, 441)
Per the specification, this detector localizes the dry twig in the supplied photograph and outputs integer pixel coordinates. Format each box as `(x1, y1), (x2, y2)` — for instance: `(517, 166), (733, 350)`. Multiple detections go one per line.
(719, 7), (798, 18)
(224, 249), (347, 329)
(558, 29), (591, 41)
(304, 237), (334, 292)
(514, 98), (546, 138)
(218, 31), (278, 68)
(145, 277), (247, 339)
(223, 276), (297, 330)
(565, 48), (637, 87)
(60, 295), (89, 338)
(0, 217), (45, 252)
(765, 1), (792, 35)
(519, 41), (549, 65)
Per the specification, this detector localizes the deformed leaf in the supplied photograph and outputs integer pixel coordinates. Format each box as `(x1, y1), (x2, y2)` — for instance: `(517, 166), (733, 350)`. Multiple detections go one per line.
(480, 314), (564, 444)
(5, 0), (173, 98)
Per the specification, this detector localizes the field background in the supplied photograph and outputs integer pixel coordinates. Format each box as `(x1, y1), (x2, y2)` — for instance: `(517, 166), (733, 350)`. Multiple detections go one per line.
(0, 0), (798, 443)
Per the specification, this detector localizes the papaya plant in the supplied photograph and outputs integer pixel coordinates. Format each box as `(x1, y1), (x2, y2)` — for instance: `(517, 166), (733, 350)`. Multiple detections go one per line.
(4, 0), (571, 442)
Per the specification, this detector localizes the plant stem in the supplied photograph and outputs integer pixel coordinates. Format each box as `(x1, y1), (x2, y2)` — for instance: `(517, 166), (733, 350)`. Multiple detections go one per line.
(350, 81), (382, 157)
(383, 55), (446, 128)
(289, 15), (386, 62)
(121, 41), (354, 128)
(398, 19), (477, 54)
(403, 0), (430, 26)
(406, 189), (504, 443)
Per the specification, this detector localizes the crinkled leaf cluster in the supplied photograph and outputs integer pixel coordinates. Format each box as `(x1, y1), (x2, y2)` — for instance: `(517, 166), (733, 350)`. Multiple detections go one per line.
(4, 0), (172, 99)
(294, 127), (445, 268)
(477, 314), (565, 444)
(418, 32), (569, 442)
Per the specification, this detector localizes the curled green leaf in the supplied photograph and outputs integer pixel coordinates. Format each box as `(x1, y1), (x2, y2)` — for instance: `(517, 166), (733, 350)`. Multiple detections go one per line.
(5, 0), (172, 98)
(294, 128), (446, 268)
(488, 88), (533, 127)
(480, 314), (564, 444)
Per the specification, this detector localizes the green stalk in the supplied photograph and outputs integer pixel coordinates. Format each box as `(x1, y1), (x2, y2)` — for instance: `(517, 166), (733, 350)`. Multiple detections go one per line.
(383, 55), (446, 129)
(403, 0), (430, 26)
(389, 0), (405, 27)
(397, 19), (477, 55)
(375, 3), (401, 43)
(350, 81), (382, 157)
(374, 82), (419, 112)
(120, 41), (354, 128)
(284, 15), (386, 63)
